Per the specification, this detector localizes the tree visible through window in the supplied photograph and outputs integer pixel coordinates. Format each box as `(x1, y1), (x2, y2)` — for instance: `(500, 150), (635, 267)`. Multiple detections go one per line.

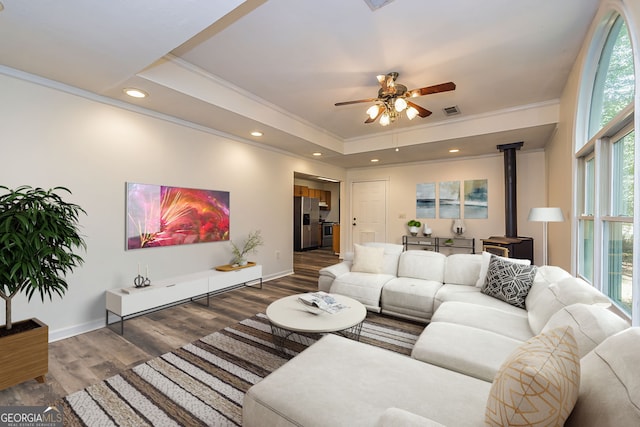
(589, 18), (634, 137)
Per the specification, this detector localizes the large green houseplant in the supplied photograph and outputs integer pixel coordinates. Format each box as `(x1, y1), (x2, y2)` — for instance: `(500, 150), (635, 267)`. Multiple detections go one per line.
(0, 186), (86, 389)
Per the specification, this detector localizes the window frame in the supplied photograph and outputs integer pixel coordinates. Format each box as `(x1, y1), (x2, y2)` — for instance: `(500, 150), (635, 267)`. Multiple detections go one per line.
(575, 10), (637, 324)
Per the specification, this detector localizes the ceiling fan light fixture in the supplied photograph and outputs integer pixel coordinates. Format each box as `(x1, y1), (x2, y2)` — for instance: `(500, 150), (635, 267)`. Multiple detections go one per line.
(334, 72), (456, 127)
(394, 97), (407, 112)
(380, 112), (391, 126)
(406, 106), (419, 120)
(366, 104), (381, 119)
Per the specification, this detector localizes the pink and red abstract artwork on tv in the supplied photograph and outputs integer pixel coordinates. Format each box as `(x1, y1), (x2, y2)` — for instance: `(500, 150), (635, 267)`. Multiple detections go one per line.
(126, 183), (230, 250)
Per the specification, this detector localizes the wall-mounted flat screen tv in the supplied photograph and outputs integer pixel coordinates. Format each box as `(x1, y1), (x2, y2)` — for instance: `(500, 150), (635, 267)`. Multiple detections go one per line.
(126, 183), (230, 250)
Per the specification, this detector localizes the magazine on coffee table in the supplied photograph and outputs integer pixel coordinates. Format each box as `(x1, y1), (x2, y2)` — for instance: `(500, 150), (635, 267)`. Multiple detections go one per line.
(298, 291), (348, 314)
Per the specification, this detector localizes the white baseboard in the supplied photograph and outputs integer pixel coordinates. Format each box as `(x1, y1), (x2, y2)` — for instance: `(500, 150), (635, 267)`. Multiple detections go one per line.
(49, 318), (105, 342)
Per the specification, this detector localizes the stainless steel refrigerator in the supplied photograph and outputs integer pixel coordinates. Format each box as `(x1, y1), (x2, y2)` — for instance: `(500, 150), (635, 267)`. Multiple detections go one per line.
(294, 196), (320, 251)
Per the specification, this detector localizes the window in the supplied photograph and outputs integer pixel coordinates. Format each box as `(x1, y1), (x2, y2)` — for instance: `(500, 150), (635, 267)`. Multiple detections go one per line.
(588, 19), (635, 138)
(603, 129), (634, 313)
(576, 13), (635, 322)
(578, 155), (595, 282)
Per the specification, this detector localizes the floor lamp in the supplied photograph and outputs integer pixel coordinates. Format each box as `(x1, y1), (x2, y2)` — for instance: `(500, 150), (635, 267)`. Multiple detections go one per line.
(528, 207), (565, 266)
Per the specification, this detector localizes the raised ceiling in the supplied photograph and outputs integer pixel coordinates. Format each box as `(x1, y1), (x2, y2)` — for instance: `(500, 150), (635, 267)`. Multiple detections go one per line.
(0, 0), (600, 168)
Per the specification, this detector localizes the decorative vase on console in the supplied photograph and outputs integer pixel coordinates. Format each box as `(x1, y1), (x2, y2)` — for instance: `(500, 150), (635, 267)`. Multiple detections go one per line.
(423, 223), (432, 237)
(230, 230), (263, 267)
(407, 220), (421, 236)
(452, 219), (465, 236)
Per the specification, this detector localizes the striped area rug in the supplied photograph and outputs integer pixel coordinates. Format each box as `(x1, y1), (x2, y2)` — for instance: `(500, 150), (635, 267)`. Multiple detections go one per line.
(57, 313), (419, 426)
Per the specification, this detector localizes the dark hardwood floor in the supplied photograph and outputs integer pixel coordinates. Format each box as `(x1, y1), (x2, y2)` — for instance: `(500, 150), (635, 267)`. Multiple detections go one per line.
(0, 248), (423, 406)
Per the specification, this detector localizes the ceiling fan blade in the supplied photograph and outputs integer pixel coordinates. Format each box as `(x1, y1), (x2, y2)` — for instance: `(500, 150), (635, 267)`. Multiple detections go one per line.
(407, 101), (432, 118)
(335, 98), (378, 106)
(408, 82), (456, 98)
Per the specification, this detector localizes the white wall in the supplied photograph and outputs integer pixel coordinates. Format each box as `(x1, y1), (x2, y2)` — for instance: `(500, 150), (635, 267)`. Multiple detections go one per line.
(0, 72), (345, 340)
(343, 151), (547, 261)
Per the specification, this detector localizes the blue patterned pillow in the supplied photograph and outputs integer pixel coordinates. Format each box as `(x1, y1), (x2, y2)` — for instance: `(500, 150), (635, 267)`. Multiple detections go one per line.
(482, 255), (537, 308)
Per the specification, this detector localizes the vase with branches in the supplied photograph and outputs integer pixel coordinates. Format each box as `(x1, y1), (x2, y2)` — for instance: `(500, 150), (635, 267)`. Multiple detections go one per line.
(230, 230), (263, 266)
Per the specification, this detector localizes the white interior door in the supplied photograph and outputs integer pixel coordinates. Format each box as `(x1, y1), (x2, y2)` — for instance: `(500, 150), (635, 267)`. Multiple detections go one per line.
(351, 180), (387, 246)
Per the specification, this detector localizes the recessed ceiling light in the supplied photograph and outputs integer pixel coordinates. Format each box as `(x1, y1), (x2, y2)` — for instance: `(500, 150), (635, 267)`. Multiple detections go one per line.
(123, 88), (148, 98)
(250, 131), (263, 137)
(449, 149), (460, 153)
(371, 158), (379, 163)
(312, 152), (322, 156)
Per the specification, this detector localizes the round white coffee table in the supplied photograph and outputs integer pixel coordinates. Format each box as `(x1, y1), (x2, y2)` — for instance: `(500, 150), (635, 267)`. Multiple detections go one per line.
(266, 293), (367, 353)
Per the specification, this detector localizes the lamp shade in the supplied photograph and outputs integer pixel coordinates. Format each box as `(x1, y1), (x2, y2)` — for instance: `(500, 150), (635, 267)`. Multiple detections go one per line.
(528, 207), (565, 222)
(406, 106), (418, 120)
(366, 105), (380, 119)
(394, 97), (407, 112)
(380, 112), (390, 126)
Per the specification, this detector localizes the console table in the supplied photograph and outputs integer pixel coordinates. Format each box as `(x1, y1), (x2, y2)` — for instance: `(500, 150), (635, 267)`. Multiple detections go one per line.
(402, 235), (475, 254)
(105, 264), (262, 334)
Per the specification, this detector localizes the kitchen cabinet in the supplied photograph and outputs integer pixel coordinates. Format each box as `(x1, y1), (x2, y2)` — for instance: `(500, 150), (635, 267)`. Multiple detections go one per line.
(332, 224), (340, 254)
(293, 186), (331, 210)
(293, 185), (309, 197)
(319, 190), (331, 210)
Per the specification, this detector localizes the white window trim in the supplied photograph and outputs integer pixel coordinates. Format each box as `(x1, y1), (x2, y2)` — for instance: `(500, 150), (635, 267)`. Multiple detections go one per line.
(574, 7), (638, 325)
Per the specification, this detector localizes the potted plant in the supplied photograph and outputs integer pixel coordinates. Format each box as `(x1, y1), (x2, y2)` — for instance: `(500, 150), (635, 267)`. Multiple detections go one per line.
(0, 186), (86, 390)
(230, 230), (264, 266)
(407, 220), (422, 236)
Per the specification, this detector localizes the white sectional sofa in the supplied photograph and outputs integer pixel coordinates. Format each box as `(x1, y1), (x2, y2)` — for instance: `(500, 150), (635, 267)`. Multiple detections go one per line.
(243, 242), (637, 426)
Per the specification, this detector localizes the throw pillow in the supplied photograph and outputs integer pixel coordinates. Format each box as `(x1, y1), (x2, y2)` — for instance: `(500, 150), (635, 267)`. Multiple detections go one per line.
(351, 244), (384, 274)
(486, 326), (580, 427)
(476, 251), (531, 287)
(482, 255), (537, 308)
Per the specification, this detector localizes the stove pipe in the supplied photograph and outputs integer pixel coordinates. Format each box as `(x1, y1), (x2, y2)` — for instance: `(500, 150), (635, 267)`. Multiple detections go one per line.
(497, 142), (523, 238)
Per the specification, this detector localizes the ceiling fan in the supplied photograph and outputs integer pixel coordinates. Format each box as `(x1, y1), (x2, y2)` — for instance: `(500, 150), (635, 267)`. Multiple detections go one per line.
(335, 72), (456, 126)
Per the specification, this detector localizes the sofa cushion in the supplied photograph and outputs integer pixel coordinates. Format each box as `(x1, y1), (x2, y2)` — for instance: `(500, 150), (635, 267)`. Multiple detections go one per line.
(526, 265), (573, 305)
(363, 242), (404, 275)
(375, 408), (446, 427)
(485, 326), (580, 427)
(351, 243), (384, 274)
(443, 253), (483, 285)
(542, 303), (629, 357)
(412, 322), (522, 382)
(527, 276), (611, 335)
(330, 272), (395, 311)
(431, 301), (531, 341)
(565, 327), (640, 427)
(475, 251), (531, 287)
(397, 250), (446, 282)
(481, 255), (537, 309)
(433, 284), (528, 315)
(243, 334), (492, 427)
(381, 277), (443, 321)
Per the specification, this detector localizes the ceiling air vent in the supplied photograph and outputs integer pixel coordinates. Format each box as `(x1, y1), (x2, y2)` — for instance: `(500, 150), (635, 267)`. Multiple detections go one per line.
(363, 0), (396, 11)
(443, 105), (461, 116)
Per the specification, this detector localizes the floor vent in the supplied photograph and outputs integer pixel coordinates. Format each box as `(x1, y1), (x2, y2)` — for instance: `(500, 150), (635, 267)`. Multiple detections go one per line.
(443, 105), (461, 116)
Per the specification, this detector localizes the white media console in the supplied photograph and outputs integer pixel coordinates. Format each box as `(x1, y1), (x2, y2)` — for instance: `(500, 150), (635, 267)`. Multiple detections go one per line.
(105, 264), (262, 334)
